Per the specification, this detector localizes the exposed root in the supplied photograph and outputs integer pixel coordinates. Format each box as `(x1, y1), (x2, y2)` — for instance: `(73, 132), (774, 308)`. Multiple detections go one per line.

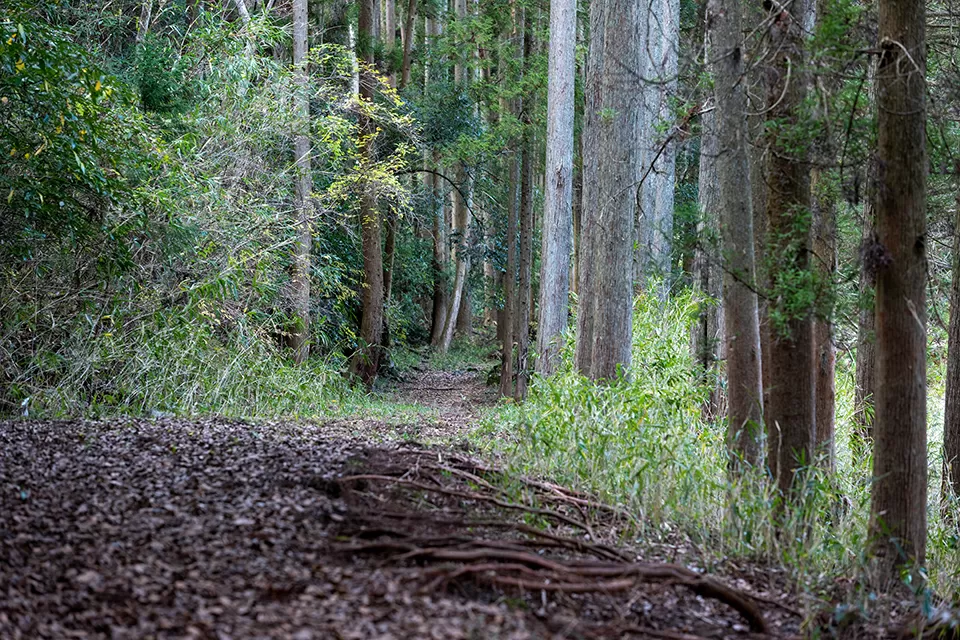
(335, 452), (772, 635)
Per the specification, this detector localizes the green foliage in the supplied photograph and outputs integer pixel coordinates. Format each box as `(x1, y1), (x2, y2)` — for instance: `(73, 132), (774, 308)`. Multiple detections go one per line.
(0, 5), (162, 265)
(479, 288), (960, 595)
(766, 206), (818, 337)
(0, 4), (426, 416)
(4, 305), (355, 418)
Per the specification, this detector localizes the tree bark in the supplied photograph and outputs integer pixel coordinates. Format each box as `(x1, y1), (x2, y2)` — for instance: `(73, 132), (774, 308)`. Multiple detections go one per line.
(350, 0), (385, 386)
(515, 126), (534, 400)
(812, 168), (837, 472)
(500, 151), (520, 397)
(136, 0), (153, 44)
(764, 0), (815, 498)
(853, 66), (879, 448)
(440, 164), (470, 351)
(869, 0), (928, 578)
(535, 0), (576, 377)
(400, 0), (418, 89)
(286, 0), (312, 364)
(575, 0), (642, 381)
(635, 0), (679, 285)
(707, 0), (764, 468)
(439, 0), (472, 352)
(384, 0), (397, 87)
(429, 161), (449, 346)
(692, 106), (725, 418)
(944, 179), (960, 503)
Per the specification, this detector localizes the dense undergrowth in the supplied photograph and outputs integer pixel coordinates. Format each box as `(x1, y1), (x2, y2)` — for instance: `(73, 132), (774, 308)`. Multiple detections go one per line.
(479, 288), (960, 603)
(0, 3), (435, 416)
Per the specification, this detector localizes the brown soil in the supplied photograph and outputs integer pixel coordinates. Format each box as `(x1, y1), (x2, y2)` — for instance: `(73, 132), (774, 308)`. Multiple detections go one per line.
(0, 369), (833, 639)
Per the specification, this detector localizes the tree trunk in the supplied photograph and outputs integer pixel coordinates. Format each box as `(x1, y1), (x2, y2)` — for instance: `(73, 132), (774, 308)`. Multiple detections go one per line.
(869, 0), (928, 578)
(693, 48), (724, 418)
(854, 111), (879, 448)
(500, 152), (520, 397)
(575, 0), (642, 381)
(515, 129), (534, 400)
(286, 0), (312, 364)
(350, 0), (385, 386)
(747, 1), (771, 430)
(944, 179), (960, 503)
(439, 0), (472, 353)
(764, 0), (815, 499)
(136, 0), (153, 44)
(812, 168), (837, 472)
(707, 0), (764, 468)
(635, 0), (679, 285)
(535, 0), (576, 377)
(400, 0), (418, 89)
(425, 17), (448, 347)
(384, 0), (397, 87)
(429, 163), (449, 346)
(381, 208), (398, 349)
(440, 165), (470, 351)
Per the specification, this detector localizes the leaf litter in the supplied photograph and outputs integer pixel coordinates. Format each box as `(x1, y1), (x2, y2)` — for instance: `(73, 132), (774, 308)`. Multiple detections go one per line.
(0, 370), (814, 639)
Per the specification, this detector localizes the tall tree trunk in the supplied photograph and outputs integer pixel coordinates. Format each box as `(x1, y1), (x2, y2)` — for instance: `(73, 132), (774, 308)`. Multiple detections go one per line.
(764, 0), (815, 498)
(636, 0), (679, 285)
(812, 168), (837, 471)
(500, 151), (520, 397)
(426, 16), (449, 347)
(380, 0), (399, 351)
(400, 0), (418, 89)
(693, 52), (724, 418)
(350, 0), (385, 386)
(853, 65), (879, 447)
(515, 127), (534, 400)
(707, 0), (764, 467)
(747, 0), (771, 431)
(440, 165), (470, 351)
(136, 0), (153, 44)
(384, 0), (397, 87)
(535, 0), (576, 377)
(854, 202), (877, 446)
(869, 0), (928, 578)
(575, 0), (642, 380)
(286, 0), (312, 364)
(429, 164), (449, 346)
(944, 178), (960, 503)
(439, 0), (472, 352)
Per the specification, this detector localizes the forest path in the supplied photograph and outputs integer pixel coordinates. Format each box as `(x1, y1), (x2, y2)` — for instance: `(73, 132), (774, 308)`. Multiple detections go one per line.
(384, 366), (497, 441)
(0, 367), (804, 639)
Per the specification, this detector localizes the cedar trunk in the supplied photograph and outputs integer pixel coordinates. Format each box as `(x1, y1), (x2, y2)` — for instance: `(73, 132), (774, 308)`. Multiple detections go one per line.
(707, 0), (764, 467)
(536, 0), (576, 377)
(287, 0), (312, 364)
(692, 105), (724, 417)
(500, 152), (520, 397)
(350, 0), (385, 386)
(575, 0), (641, 381)
(812, 168), (837, 471)
(515, 134), (534, 400)
(869, 0), (928, 577)
(944, 182), (960, 502)
(764, 0), (815, 498)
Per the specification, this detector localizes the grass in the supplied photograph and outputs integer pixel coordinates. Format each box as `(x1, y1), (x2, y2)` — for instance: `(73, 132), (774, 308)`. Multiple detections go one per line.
(476, 287), (960, 604)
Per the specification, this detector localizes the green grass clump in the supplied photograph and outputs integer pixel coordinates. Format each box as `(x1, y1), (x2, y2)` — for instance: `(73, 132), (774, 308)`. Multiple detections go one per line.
(4, 308), (357, 419)
(479, 286), (960, 597)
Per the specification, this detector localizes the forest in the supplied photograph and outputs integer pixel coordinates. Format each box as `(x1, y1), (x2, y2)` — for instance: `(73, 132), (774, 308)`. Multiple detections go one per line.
(2, 0), (960, 637)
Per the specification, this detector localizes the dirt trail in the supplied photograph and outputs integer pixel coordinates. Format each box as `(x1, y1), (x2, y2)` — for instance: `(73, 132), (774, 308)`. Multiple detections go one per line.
(0, 369), (806, 639)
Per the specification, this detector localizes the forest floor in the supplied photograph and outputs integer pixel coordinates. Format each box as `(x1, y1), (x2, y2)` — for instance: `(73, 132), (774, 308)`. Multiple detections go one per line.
(1, 367), (849, 639)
